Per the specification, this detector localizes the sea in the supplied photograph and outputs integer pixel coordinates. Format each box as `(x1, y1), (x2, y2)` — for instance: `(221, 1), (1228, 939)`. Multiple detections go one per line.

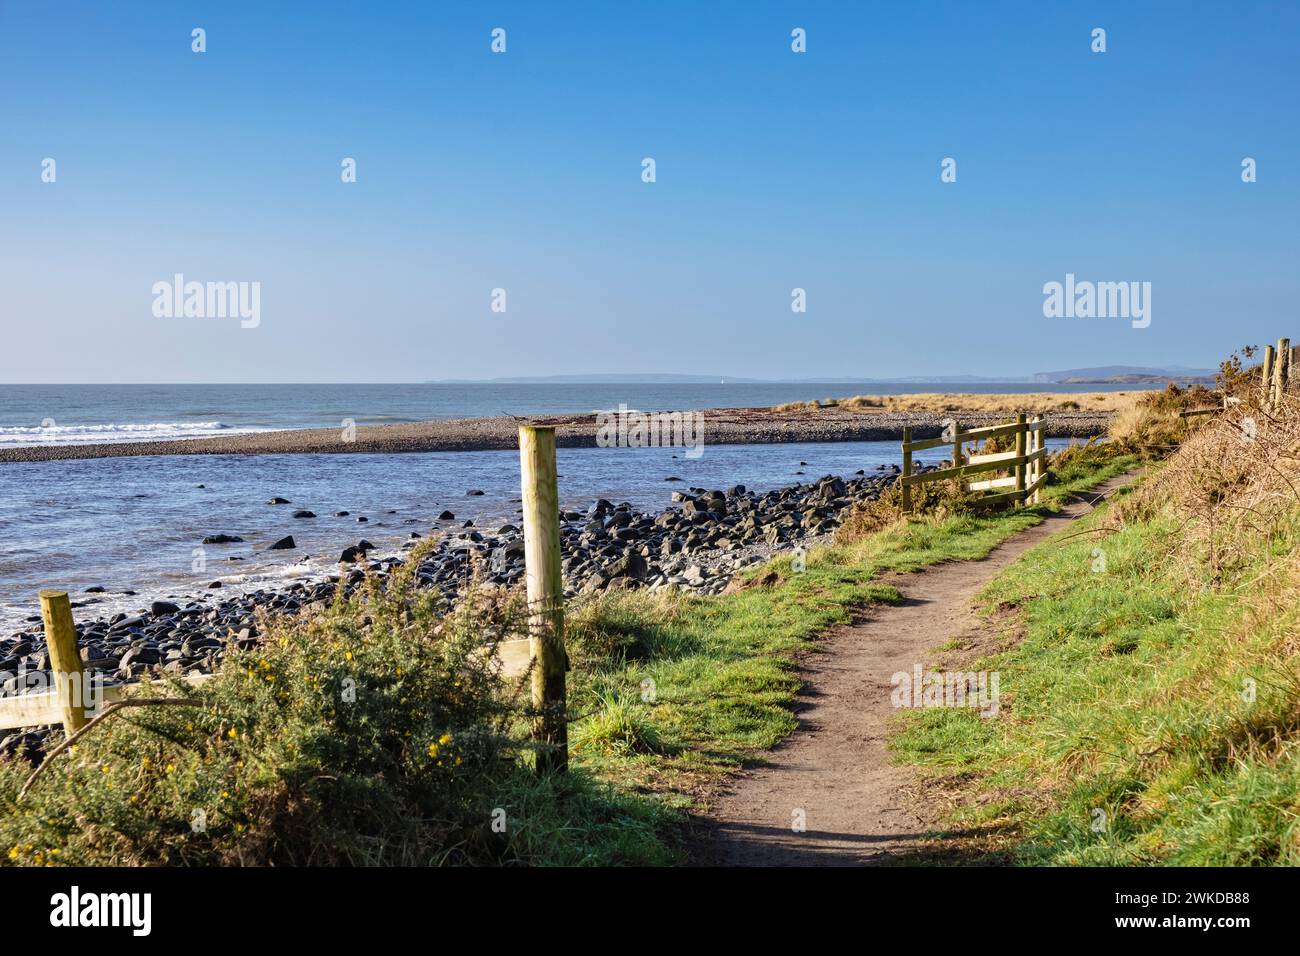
(0, 382), (1143, 635)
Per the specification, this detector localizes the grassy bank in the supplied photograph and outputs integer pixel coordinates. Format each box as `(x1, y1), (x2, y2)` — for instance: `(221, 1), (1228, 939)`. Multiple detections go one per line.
(0, 441), (1135, 867)
(891, 387), (1300, 864)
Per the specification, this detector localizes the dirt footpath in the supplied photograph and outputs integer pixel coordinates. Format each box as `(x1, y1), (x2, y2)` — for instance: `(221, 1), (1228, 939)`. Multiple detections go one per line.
(692, 475), (1134, 866)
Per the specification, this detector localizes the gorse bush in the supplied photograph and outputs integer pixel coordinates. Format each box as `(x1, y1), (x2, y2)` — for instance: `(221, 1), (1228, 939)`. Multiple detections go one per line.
(1, 561), (524, 866)
(0, 560), (678, 866)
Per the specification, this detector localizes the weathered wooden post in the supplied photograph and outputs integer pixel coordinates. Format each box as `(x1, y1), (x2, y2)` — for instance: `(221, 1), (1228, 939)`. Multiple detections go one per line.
(1274, 337), (1290, 408)
(1262, 345), (1276, 408)
(950, 419), (963, 494)
(900, 426), (913, 514)
(518, 425), (567, 774)
(1029, 416), (1043, 505)
(39, 590), (88, 733)
(1013, 413), (1027, 501)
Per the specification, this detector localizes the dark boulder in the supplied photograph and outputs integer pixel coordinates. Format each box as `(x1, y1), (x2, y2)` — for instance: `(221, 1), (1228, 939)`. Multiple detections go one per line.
(608, 551), (649, 580)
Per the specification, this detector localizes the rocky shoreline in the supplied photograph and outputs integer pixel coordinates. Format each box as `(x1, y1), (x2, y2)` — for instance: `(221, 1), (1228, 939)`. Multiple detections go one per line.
(0, 463), (912, 759)
(0, 406), (1111, 463)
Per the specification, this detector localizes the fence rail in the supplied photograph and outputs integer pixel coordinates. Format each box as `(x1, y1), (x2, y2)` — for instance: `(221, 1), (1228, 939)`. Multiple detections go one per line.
(0, 591), (217, 733)
(900, 414), (1047, 513)
(0, 674), (213, 733)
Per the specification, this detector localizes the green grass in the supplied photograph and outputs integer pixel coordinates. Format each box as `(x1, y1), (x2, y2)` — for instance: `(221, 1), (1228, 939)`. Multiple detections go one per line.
(562, 446), (1139, 856)
(890, 461), (1300, 865)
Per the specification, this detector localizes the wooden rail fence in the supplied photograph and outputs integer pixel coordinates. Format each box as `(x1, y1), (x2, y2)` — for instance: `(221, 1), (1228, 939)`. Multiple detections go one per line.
(0, 591), (213, 733)
(900, 414), (1047, 513)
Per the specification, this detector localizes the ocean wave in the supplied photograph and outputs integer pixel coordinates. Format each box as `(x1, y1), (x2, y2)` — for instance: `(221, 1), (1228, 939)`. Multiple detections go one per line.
(0, 421), (259, 447)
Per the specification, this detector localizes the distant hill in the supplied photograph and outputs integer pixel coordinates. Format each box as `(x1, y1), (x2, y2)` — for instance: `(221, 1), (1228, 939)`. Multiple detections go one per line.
(429, 366), (1216, 386)
(430, 374), (767, 384)
(1031, 366), (1216, 385)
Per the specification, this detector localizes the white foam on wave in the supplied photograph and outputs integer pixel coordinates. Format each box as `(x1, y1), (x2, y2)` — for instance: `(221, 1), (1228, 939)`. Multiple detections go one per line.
(0, 421), (269, 447)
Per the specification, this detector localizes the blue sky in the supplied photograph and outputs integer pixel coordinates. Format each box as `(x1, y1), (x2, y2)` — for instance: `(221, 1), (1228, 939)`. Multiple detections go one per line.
(1, 0), (1297, 383)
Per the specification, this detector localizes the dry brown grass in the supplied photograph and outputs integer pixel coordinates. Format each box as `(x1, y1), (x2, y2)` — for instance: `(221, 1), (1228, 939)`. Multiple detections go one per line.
(1107, 383), (1219, 453)
(834, 475), (978, 543)
(1110, 382), (1300, 584)
(774, 391), (1140, 415)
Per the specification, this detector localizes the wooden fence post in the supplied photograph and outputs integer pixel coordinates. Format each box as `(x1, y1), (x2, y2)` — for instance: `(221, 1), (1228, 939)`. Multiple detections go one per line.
(518, 425), (568, 774)
(1275, 337), (1291, 408)
(950, 419), (963, 494)
(901, 426), (912, 514)
(1030, 416), (1043, 505)
(1262, 345), (1276, 408)
(38, 590), (88, 733)
(1014, 413), (1027, 501)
